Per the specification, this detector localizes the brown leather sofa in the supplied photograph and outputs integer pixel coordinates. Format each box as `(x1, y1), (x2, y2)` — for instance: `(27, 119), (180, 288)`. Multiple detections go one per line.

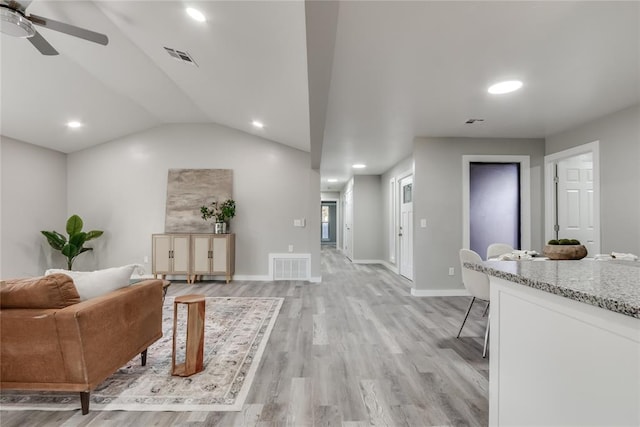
(0, 274), (163, 414)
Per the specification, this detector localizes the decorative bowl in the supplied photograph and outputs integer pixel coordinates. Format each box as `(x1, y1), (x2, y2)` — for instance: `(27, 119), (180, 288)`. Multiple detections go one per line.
(543, 244), (588, 260)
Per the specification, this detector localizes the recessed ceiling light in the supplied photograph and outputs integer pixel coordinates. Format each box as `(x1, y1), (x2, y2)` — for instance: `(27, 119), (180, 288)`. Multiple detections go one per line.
(488, 80), (523, 94)
(186, 7), (206, 22)
(67, 121), (82, 128)
(252, 120), (264, 128)
(327, 178), (338, 183)
(352, 164), (366, 169)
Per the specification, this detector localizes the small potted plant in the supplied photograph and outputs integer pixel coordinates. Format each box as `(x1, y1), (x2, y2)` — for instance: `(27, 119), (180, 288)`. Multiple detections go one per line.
(200, 199), (236, 234)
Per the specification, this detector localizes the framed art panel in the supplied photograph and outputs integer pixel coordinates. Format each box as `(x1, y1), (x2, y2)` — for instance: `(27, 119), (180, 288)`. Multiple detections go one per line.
(165, 169), (233, 233)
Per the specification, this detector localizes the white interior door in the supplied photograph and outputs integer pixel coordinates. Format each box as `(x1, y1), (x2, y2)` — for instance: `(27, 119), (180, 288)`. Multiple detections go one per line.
(556, 152), (596, 253)
(545, 142), (600, 256)
(343, 189), (353, 260)
(399, 175), (413, 280)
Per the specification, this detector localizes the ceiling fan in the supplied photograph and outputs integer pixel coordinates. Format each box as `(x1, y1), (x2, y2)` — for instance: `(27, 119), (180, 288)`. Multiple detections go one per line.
(0, 0), (108, 55)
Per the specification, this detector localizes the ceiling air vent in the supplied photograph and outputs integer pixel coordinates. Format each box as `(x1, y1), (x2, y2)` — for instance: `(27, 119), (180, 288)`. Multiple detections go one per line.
(164, 47), (198, 66)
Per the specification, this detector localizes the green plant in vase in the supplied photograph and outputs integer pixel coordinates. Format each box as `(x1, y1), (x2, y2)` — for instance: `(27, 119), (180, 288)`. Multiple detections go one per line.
(200, 199), (236, 233)
(41, 214), (104, 269)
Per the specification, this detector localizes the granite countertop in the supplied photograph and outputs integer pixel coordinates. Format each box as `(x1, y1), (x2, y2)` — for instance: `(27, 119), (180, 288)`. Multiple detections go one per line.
(464, 260), (640, 319)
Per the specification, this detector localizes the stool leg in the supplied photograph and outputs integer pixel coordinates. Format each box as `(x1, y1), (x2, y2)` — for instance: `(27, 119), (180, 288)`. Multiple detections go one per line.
(457, 297), (475, 338)
(195, 300), (205, 372)
(184, 300), (206, 375)
(482, 313), (491, 358)
(171, 301), (178, 375)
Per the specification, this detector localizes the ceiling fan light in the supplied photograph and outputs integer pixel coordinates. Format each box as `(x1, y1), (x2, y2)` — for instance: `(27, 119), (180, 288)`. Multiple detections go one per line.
(0, 7), (36, 38)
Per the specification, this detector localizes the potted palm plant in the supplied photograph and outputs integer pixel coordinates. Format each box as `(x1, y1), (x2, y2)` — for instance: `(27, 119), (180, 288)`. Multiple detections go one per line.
(41, 214), (104, 269)
(200, 199), (236, 233)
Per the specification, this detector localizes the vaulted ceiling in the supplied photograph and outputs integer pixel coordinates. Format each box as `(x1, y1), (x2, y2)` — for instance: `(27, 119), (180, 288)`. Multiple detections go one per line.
(1, 1), (638, 191)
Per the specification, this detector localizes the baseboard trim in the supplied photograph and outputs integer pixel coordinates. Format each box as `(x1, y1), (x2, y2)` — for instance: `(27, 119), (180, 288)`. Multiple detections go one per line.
(153, 274), (322, 283)
(151, 274), (272, 282)
(350, 259), (399, 274)
(411, 288), (471, 297)
(380, 261), (399, 274)
(232, 275), (272, 281)
(351, 259), (384, 264)
(238, 274), (321, 283)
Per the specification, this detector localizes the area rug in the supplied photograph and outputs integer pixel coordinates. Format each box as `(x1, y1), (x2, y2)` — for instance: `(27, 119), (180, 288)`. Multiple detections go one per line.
(0, 296), (283, 412)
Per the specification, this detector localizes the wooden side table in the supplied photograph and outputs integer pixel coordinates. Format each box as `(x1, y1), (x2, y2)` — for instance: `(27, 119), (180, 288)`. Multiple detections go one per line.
(171, 294), (205, 377)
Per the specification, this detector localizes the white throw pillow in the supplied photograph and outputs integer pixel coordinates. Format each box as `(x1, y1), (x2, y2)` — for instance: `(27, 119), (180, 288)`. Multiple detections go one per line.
(45, 264), (141, 301)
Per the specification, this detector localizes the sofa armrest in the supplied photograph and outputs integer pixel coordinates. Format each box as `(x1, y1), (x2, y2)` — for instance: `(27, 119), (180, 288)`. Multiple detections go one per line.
(54, 280), (163, 389)
(1, 308), (70, 385)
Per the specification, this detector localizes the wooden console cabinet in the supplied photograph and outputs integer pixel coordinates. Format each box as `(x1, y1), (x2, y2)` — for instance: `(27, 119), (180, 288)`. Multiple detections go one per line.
(191, 234), (235, 284)
(152, 234), (190, 279)
(152, 233), (235, 283)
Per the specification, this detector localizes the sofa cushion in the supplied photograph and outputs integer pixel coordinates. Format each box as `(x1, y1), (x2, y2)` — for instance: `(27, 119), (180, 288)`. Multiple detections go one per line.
(45, 265), (139, 301)
(0, 274), (80, 309)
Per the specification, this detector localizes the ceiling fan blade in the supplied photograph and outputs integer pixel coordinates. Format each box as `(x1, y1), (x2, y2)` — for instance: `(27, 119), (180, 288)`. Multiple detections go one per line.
(28, 13), (108, 46)
(27, 30), (58, 55)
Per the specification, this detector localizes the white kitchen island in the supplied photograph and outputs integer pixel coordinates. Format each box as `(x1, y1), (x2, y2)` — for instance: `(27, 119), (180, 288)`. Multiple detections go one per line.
(467, 260), (640, 427)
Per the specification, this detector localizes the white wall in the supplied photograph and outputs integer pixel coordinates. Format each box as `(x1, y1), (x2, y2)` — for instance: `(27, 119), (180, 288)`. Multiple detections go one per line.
(1, 136), (67, 277)
(545, 104), (640, 254)
(412, 137), (544, 294)
(352, 175), (383, 261)
(321, 191), (340, 200)
(65, 123), (320, 279)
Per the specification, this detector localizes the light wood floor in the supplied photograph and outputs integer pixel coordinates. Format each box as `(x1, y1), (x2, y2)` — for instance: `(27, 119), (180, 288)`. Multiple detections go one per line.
(1, 247), (489, 426)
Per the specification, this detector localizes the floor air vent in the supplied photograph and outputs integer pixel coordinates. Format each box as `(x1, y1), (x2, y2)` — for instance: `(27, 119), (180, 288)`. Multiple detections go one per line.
(269, 253), (311, 281)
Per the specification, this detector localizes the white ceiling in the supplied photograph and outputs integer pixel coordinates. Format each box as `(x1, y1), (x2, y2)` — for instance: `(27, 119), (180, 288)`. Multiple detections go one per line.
(2, 1), (639, 192)
(1, 0), (310, 153)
